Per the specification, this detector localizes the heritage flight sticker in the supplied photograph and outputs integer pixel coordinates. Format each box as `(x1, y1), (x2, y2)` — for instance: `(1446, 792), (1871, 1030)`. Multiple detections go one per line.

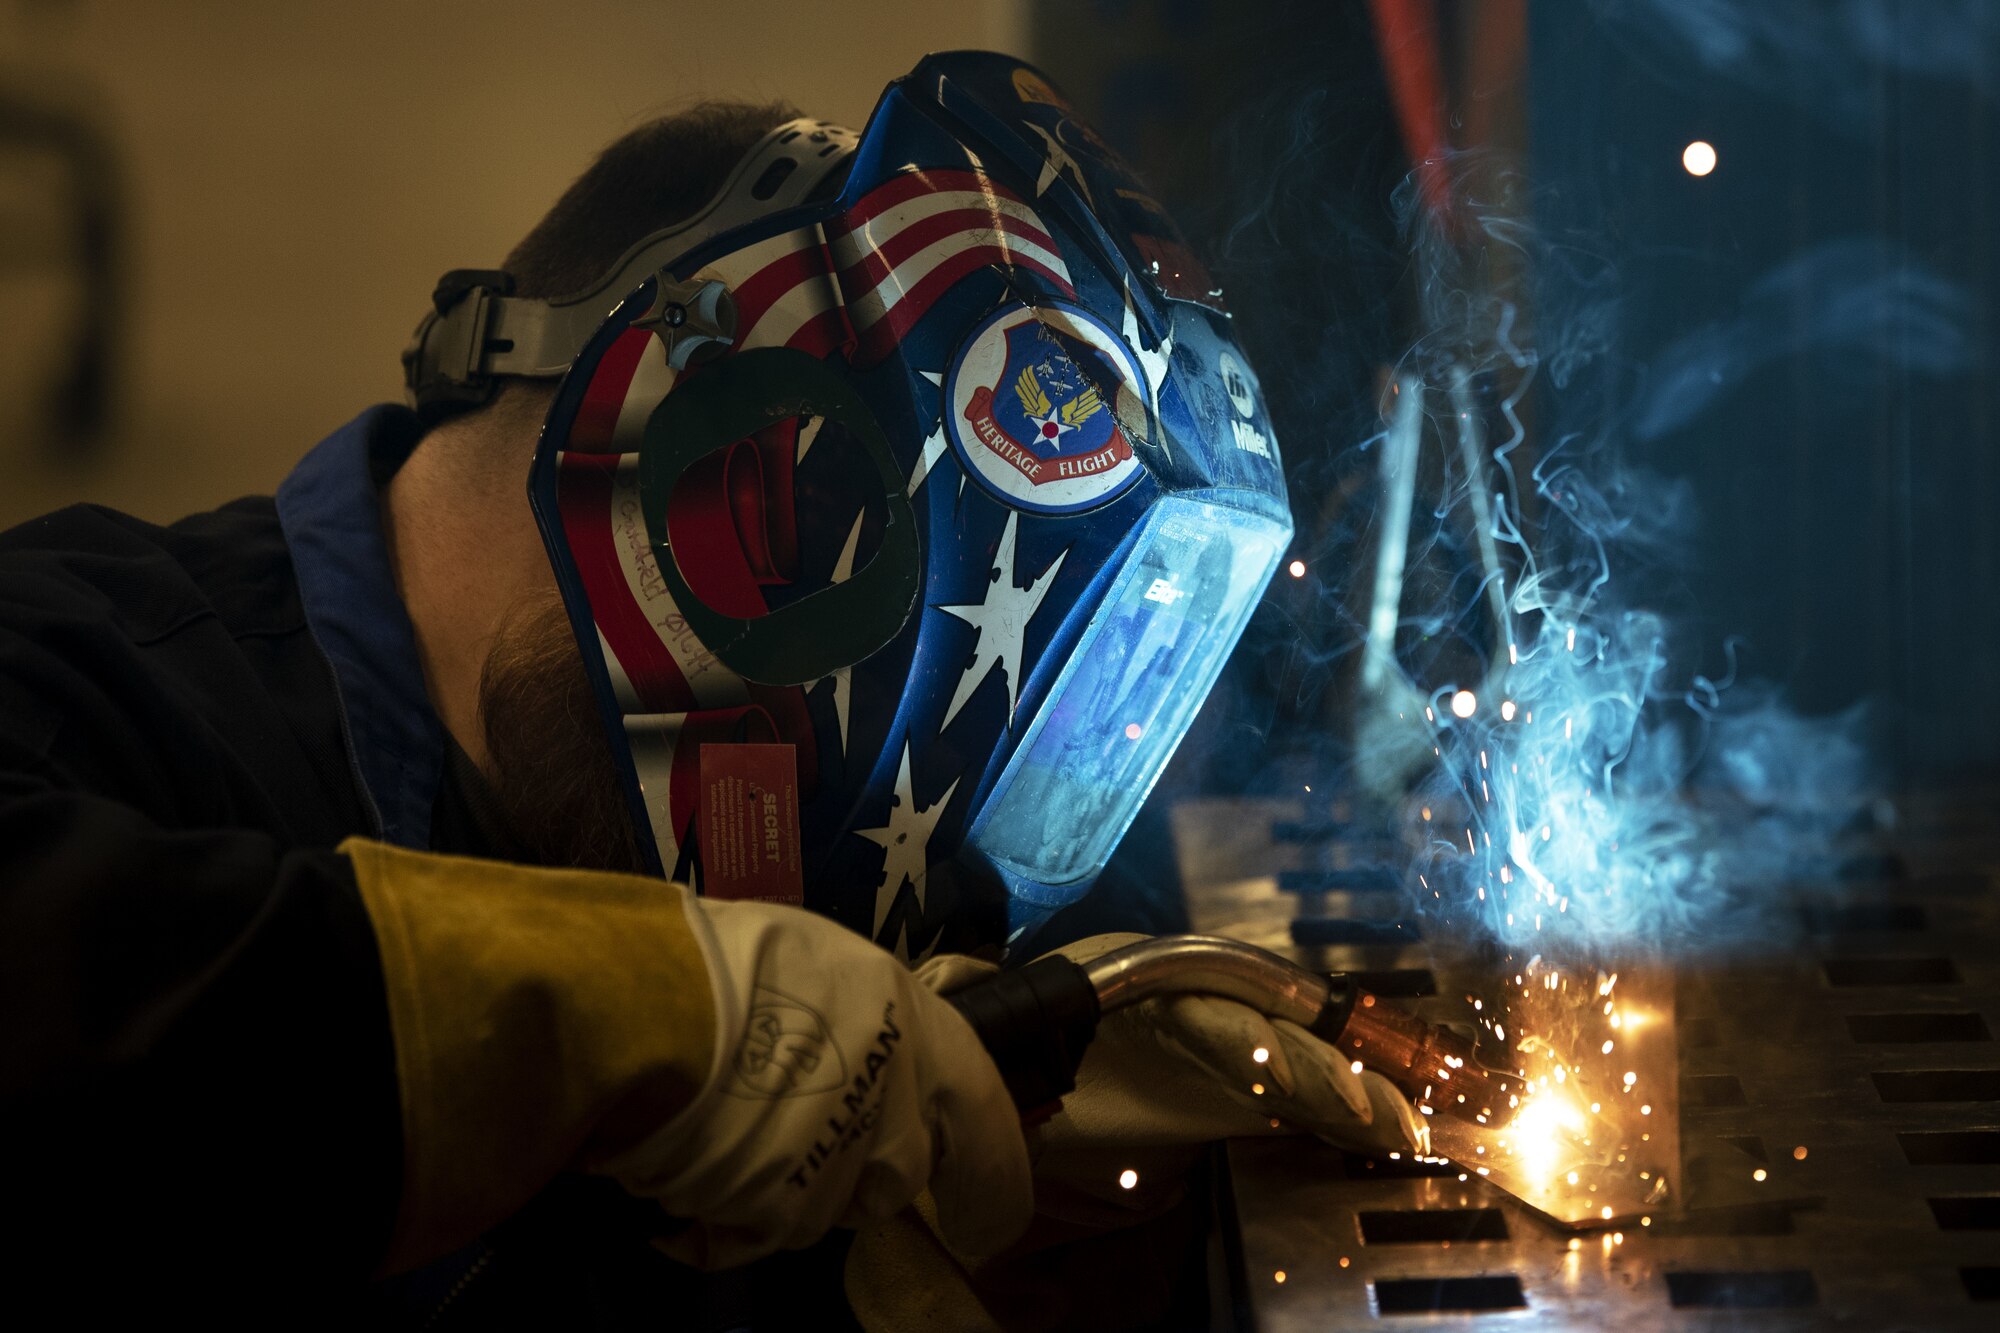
(944, 301), (1149, 516)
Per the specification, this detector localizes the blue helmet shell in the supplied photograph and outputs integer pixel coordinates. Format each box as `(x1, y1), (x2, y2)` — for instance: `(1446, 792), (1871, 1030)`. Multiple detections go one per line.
(530, 51), (1290, 959)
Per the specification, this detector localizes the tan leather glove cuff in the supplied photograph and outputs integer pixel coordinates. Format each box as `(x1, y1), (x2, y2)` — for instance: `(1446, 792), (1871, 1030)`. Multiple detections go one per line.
(342, 838), (719, 1272)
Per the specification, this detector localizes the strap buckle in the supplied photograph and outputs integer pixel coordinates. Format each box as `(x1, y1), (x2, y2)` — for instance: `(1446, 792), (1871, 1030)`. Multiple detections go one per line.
(400, 269), (516, 420)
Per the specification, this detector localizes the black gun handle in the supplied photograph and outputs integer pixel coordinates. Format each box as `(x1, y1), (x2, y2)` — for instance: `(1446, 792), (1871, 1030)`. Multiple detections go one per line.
(947, 954), (1103, 1116)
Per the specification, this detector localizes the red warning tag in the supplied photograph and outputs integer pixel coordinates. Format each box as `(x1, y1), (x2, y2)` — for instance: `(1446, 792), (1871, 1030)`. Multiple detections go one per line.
(697, 743), (803, 905)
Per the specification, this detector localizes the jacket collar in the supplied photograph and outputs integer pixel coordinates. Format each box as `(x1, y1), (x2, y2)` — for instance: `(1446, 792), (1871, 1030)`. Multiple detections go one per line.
(276, 406), (442, 849)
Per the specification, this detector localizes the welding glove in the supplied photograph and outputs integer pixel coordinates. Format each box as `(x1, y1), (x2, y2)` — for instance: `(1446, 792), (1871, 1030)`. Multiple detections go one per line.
(343, 839), (1032, 1274)
(917, 934), (1422, 1160)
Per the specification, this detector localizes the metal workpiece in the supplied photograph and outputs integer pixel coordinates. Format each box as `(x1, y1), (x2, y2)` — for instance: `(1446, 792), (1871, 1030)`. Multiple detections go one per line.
(1174, 796), (2000, 1328)
(1419, 959), (1678, 1229)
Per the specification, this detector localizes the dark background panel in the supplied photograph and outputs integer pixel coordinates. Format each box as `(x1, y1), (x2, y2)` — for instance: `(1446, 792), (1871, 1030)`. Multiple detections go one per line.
(1032, 0), (2000, 792)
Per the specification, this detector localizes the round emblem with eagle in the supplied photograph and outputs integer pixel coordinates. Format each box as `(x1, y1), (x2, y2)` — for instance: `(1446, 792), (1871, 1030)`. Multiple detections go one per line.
(943, 300), (1149, 515)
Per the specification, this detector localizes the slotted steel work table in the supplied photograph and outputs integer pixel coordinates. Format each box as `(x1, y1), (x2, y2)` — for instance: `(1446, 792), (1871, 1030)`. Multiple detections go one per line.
(1173, 797), (2000, 1329)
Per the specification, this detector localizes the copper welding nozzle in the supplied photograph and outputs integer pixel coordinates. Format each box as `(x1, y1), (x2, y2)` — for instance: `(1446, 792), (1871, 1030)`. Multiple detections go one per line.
(1339, 991), (1528, 1126)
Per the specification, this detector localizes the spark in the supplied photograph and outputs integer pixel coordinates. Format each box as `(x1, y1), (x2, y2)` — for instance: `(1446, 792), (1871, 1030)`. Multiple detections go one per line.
(1252, 1046), (1270, 1065)
(1273, 1270), (1286, 1284)
(1287, 559), (1305, 578)
(1451, 690), (1478, 719)
(1793, 1146), (1808, 1160)
(1753, 1168), (1767, 1182)
(1118, 1169), (1138, 1189)
(1350, 1060), (1364, 1074)
(1500, 699), (1518, 721)
(1682, 139), (1718, 176)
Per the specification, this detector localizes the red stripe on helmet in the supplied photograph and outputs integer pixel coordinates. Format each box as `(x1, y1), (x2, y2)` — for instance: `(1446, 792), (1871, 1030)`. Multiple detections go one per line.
(853, 247), (1075, 365)
(835, 167), (1024, 234)
(556, 453), (696, 713)
(834, 207), (1061, 298)
(730, 242), (825, 338)
(569, 329), (652, 454)
(784, 304), (851, 359)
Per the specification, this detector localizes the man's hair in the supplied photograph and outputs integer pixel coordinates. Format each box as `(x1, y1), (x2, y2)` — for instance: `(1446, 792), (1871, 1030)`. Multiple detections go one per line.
(504, 99), (803, 299)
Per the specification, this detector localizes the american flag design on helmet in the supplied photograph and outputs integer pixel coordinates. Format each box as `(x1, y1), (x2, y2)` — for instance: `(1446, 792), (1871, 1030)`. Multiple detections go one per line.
(532, 53), (1290, 960)
(551, 167), (1076, 887)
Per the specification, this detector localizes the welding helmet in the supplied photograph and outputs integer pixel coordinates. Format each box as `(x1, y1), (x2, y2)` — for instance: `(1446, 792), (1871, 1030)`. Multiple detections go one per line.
(402, 52), (1291, 959)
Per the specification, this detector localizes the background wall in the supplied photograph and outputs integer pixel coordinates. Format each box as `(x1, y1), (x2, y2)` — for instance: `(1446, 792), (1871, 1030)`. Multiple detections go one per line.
(0, 0), (1025, 526)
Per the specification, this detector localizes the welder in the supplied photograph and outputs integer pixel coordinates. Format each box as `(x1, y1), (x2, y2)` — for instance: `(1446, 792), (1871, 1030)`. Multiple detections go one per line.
(0, 52), (1418, 1327)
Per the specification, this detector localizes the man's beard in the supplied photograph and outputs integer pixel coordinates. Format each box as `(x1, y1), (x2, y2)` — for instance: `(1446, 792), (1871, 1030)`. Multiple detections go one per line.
(478, 589), (644, 873)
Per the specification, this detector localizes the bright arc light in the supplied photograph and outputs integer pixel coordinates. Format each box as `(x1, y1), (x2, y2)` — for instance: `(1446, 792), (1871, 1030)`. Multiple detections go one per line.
(1287, 559), (1306, 578)
(1450, 690), (1478, 719)
(1682, 139), (1717, 176)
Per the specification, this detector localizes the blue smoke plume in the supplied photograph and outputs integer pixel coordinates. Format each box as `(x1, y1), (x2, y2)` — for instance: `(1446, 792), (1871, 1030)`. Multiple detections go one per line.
(1362, 158), (1911, 959)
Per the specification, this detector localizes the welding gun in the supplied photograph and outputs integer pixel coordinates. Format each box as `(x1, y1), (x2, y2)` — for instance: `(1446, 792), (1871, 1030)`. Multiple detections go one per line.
(947, 935), (1524, 1127)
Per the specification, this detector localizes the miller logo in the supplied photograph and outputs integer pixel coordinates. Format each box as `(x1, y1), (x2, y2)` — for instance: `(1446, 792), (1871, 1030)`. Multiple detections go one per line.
(945, 301), (1149, 515)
